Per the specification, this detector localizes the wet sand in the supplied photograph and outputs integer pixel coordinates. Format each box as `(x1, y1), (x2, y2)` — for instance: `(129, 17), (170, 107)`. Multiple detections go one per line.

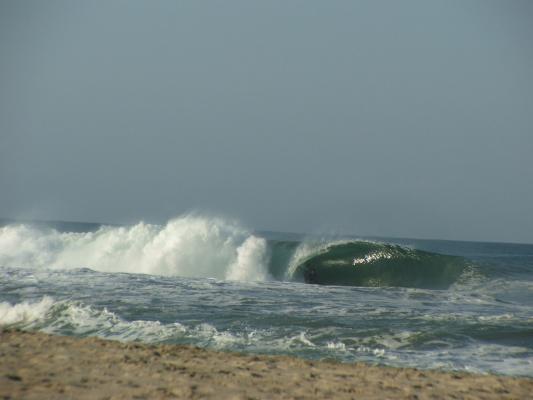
(1, 330), (531, 399)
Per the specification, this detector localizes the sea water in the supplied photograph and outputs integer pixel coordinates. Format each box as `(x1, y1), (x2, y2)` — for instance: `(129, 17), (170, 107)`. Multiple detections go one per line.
(1, 215), (532, 376)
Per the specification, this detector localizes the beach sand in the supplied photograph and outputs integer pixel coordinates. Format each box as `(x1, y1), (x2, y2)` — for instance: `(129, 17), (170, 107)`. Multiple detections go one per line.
(1, 330), (531, 399)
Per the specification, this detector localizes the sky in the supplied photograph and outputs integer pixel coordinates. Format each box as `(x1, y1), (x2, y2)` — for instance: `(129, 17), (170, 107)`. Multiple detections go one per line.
(1, 0), (532, 243)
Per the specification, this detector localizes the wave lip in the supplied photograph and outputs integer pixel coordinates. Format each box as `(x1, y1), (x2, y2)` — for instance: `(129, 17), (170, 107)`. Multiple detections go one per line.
(290, 241), (469, 289)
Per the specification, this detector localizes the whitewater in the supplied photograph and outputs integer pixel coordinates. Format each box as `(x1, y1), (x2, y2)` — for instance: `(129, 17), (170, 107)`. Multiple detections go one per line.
(1, 215), (532, 376)
(0, 216), (271, 281)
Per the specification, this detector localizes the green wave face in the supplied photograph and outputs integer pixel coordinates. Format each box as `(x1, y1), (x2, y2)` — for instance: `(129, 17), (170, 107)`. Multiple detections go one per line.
(293, 241), (468, 289)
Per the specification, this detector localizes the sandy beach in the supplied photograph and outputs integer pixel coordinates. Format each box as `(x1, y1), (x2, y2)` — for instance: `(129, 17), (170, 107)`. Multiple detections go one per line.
(1, 330), (531, 399)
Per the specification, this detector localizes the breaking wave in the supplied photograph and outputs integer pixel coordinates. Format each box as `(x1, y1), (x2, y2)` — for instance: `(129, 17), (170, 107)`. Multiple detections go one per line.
(0, 297), (330, 352)
(0, 216), (472, 288)
(0, 296), (56, 326)
(0, 297), (186, 342)
(0, 215), (270, 281)
(285, 240), (469, 289)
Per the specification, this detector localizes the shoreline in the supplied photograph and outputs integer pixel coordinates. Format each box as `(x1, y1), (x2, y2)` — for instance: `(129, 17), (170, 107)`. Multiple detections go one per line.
(1, 330), (532, 399)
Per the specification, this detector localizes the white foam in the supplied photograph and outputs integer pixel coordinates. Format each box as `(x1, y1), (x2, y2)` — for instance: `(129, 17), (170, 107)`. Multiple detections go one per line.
(3, 297), (531, 376)
(0, 215), (270, 281)
(0, 298), (274, 350)
(292, 332), (316, 347)
(0, 297), (55, 326)
(46, 301), (187, 342)
(227, 236), (270, 281)
(0, 297), (188, 342)
(327, 341), (347, 351)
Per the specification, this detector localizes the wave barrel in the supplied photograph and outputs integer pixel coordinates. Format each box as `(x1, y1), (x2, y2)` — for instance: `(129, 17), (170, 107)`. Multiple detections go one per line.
(295, 242), (468, 289)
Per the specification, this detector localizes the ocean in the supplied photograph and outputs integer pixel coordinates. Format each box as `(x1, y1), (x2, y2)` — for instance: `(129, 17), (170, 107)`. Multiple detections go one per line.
(1, 216), (532, 377)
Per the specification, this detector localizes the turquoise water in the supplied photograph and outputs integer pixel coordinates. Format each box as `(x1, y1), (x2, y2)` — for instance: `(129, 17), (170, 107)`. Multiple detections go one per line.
(1, 216), (532, 376)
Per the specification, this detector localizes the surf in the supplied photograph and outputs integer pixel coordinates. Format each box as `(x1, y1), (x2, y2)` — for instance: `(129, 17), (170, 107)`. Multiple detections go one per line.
(0, 215), (270, 281)
(0, 216), (472, 288)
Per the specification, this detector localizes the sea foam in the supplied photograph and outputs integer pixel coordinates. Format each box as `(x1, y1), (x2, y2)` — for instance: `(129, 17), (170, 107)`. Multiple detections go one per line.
(0, 215), (270, 281)
(0, 296), (55, 326)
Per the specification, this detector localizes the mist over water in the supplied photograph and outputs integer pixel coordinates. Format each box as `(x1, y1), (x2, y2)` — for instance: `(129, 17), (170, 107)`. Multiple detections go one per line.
(1, 216), (532, 376)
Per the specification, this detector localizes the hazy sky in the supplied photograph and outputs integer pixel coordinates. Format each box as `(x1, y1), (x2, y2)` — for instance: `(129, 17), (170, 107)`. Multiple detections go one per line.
(1, 0), (532, 243)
